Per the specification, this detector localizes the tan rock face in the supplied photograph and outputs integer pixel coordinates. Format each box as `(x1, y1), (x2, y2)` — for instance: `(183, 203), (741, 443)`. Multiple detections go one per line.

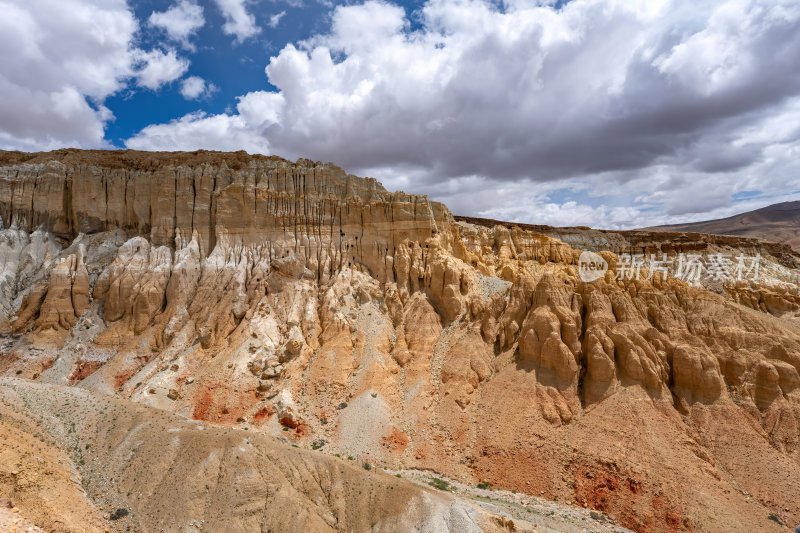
(100, 237), (172, 333)
(36, 251), (89, 331)
(1, 149), (800, 533)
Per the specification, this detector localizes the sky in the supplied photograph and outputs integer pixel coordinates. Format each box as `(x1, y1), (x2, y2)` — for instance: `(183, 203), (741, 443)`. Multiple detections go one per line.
(1, 0), (799, 229)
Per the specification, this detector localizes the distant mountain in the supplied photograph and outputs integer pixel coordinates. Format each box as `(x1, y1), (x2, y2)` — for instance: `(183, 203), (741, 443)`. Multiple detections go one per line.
(647, 201), (800, 251)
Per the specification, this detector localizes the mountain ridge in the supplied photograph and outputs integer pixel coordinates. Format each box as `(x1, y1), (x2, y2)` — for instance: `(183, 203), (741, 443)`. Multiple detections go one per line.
(1, 150), (799, 533)
(644, 200), (800, 252)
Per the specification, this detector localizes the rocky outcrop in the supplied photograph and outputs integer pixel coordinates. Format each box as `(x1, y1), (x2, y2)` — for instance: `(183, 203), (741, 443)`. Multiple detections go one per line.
(96, 237), (172, 333)
(0, 150), (448, 286)
(456, 215), (800, 269)
(36, 248), (89, 331)
(1, 150), (799, 533)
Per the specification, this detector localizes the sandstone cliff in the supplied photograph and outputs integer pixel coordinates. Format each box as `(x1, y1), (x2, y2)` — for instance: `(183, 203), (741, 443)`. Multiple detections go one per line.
(1, 150), (800, 533)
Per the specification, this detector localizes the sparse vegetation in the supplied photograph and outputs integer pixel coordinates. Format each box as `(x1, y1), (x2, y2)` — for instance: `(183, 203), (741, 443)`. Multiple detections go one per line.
(428, 477), (451, 491)
(109, 508), (129, 521)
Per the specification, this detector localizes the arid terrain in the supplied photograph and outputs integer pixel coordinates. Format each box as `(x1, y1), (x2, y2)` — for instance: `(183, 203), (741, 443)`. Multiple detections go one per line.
(1, 149), (799, 532)
(5, 377), (602, 533)
(646, 201), (800, 253)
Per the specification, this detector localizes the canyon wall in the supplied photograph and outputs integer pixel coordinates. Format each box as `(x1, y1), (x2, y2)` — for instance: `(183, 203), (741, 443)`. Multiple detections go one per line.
(1, 150), (800, 533)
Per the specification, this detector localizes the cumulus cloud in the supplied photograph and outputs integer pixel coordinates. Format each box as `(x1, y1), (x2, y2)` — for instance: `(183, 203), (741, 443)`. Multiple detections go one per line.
(126, 0), (800, 226)
(0, 0), (140, 149)
(0, 0), (197, 151)
(180, 75), (218, 100)
(214, 0), (261, 43)
(148, 0), (205, 51)
(134, 49), (190, 90)
(127, 91), (283, 152)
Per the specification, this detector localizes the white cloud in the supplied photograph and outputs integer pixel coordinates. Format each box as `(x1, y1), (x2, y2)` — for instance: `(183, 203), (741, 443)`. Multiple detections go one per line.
(0, 0), (140, 149)
(115, 0), (800, 226)
(2, 0), (798, 228)
(134, 49), (190, 90)
(0, 0), (794, 230)
(0, 0), (198, 150)
(180, 75), (218, 100)
(127, 91), (283, 152)
(268, 10), (286, 28)
(214, 0), (261, 43)
(148, 0), (205, 51)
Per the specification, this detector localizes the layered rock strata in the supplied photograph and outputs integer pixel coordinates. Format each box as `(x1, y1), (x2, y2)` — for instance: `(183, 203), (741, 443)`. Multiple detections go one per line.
(1, 150), (799, 533)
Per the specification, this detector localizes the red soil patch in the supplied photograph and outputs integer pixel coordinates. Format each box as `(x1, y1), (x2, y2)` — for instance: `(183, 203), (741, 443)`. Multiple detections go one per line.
(253, 406), (274, 424)
(68, 360), (104, 384)
(190, 382), (260, 423)
(653, 493), (692, 532)
(293, 422), (312, 437)
(278, 416), (312, 437)
(31, 357), (56, 380)
(381, 426), (409, 453)
(279, 416), (300, 429)
(113, 356), (150, 388)
(192, 389), (213, 421)
(572, 464), (691, 533)
(573, 465), (621, 512)
(114, 368), (137, 389)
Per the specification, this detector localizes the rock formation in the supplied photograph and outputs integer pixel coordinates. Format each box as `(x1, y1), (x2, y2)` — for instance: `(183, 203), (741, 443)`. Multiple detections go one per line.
(1, 149), (800, 532)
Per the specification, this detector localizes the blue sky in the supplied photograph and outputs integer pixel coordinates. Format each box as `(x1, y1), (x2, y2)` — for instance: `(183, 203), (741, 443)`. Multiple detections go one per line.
(2, 0), (800, 228)
(104, 0), (341, 144)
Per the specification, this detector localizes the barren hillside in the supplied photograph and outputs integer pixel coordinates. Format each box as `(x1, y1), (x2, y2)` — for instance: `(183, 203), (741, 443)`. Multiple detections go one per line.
(1, 150), (799, 532)
(645, 201), (800, 252)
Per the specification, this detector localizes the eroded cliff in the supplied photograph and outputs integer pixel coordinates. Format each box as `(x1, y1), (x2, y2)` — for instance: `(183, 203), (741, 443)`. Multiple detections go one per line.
(1, 149), (800, 533)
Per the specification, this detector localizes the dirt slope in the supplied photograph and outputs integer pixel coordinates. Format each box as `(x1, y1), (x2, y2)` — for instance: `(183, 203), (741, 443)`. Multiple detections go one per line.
(0, 378), (557, 533)
(645, 201), (800, 252)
